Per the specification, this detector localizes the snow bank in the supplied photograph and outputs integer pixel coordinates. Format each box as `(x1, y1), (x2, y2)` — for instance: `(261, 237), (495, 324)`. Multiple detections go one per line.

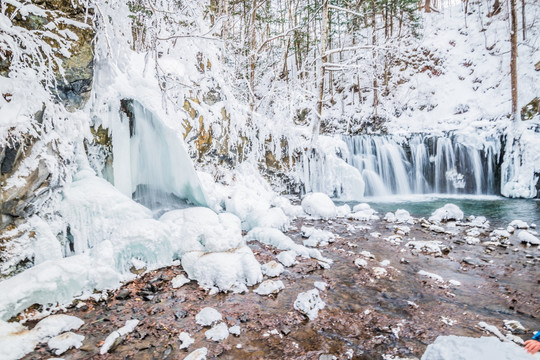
(421, 335), (539, 360)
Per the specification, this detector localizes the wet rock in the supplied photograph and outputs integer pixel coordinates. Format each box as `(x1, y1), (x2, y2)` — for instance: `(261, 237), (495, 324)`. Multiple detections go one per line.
(462, 257), (483, 266)
(175, 310), (188, 319)
(116, 289), (131, 300)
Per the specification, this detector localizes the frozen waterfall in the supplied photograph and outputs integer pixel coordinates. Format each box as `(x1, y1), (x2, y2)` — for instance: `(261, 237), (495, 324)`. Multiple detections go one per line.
(302, 134), (501, 199)
(112, 100), (207, 210)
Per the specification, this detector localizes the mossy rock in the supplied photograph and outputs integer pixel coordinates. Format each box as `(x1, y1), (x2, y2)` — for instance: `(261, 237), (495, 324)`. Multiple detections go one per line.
(521, 97), (539, 121)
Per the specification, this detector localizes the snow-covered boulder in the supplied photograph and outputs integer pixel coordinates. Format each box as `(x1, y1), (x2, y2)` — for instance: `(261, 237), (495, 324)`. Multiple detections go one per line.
(261, 261), (284, 277)
(181, 247), (262, 292)
(195, 307), (222, 326)
(293, 289), (325, 320)
(429, 204), (464, 222)
(301, 193), (337, 219)
(517, 230), (540, 245)
(254, 280), (284, 295)
(204, 323), (229, 341)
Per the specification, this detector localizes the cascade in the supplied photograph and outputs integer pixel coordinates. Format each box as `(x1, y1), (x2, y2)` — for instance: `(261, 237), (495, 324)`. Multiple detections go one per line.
(342, 134), (501, 197)
(111, 100), (207, 212)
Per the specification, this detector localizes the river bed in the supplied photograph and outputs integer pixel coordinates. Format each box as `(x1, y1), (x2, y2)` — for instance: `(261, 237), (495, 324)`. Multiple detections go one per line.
(19, 207), (539, 360)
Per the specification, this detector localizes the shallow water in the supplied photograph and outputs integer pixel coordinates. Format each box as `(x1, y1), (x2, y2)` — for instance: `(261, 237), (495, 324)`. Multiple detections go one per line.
(341, 195), (540, 227)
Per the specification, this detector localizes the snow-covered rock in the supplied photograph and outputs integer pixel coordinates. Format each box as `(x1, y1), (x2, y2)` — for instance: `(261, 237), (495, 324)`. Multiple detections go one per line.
(277, 250), (297, 267)
(406, 240), (448, 256)
(261, 261), (285, 277)
(179, 332), (194, 349)
(418, 270), (444, 282)
(293, 289), (326, 320)
(429, 204), (464, 222)
(181, 246), (262, 292)
(48, 332), (84, 356)
(100, 319), (139, 355)
(0, 314), (85, 360)
(254, 280), (285, 295)
(517, 231), (540, 245)
(171, 274), (190, 288)
(204, 322), (229, 342)
(354, 258), (368, 268)
(302, 228), (335, 247)
(301, 193), (337, 219)
(184, 347), (208, 360)
(196, 307), (222, 327)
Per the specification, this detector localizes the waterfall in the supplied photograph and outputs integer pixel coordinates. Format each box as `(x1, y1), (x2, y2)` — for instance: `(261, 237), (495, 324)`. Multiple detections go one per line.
(341, 134), (501, 197)
(111, 100), (207, 212)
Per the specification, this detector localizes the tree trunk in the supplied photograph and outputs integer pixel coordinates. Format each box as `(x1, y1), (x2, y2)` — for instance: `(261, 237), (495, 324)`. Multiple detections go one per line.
(312, 0), (329, 144)
(510, 0), (518, 121)
(424, 0), (431, 13)
(521, 0), (526, 40)
(249, 0), (257, 120)
(371, 0), (379, 116)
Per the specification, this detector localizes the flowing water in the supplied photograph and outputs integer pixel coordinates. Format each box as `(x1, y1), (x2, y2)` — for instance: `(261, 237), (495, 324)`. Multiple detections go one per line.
(343, 134), (501, 197)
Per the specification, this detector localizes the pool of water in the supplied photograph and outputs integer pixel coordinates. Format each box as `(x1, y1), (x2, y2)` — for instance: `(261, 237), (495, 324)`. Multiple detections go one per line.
(340, 194), (540, 227)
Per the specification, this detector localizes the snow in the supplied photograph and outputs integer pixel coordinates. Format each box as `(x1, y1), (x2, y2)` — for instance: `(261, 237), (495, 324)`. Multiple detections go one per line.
(429, 204), (464, 222)
(509, 220), (529, 229)
(184, 347), (208, 360)
(277, 250), (298, 267)
(406, 240), (446, 256)
(0, 315), (83, 360)
(301, 193), (338, 219)
(246, 227), (328, 262)
(261, 260), (285, 277)
(517, 231), (540, 245)
(293, 289), (326, 320)
(171, 274), (191, 288)
(421, 335), (540, 360)
(195, 307), (222, 327)
(244, 207), (290, 232)
(204, 322), (229, 341)
(160, 207), (243, 254)
(254, 280), (285, 295)
(354, 258), (368, 268)
(179, 332), (194, 349)
(100, 319), (139, 355)
(48, 331), (84, 355)
(302, 227), (335, 247)
(229, 325), (241, 336)
(314, 281), (328, 291)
